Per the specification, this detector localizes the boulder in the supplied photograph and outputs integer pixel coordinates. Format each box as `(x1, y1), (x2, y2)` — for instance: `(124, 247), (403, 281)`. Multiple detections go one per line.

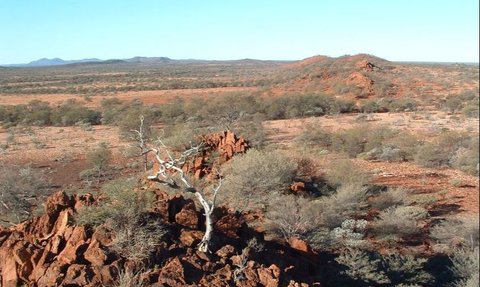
(175, 201), (199, 228)
(84, 238), (107, 266)
(158, 257), (187, 286)
(179, 230), (204, 247)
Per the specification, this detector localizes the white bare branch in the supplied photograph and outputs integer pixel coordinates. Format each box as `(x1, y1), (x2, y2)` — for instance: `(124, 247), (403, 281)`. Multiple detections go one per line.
(137, 125), (219, 253)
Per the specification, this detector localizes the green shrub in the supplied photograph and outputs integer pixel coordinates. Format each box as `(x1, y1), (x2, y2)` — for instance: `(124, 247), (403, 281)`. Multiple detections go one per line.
(335, 249), (433, 286)
(380, 253), (433, 285)
(0, 165), (48, 225)
(444, 95), (463, 113)
(394, 205), (429, 220)
(414, 142), (445, 167)
(388, 98), (418, 111)
(159, 96), (186, 123)
(265, 194), (315, 240)
(315, 184), (369, 229)
(369, 187), (410, 210)
(450, 137), (479, 175)
(360, 99), (381, 113)
(304, 184), (371, 250)
(75, 179), (164, 261)
(295, 124), (333, 149)
(371, 206), (422, 242)
(335, 248), (390, 285)
(415, 131), (473, 169)
(384, 131), (420, 161)
(50, 100), (101, 126)
(325, 159), (370, 188)
(161, 123), (204, 150)
(332, 126), (368, 157)
(86, 142), (112, 172)
(450, 247), (479, 287)
(24, 100), (52, 125)
(199, 93), (261, 128)
(431, 217), (479, 252)
(231, 113), (266, 148)
(222, 149), (297, 211)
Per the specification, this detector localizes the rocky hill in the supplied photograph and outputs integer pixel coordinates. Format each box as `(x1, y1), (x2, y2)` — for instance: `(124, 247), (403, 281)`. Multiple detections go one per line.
(274, 54), (478, 101)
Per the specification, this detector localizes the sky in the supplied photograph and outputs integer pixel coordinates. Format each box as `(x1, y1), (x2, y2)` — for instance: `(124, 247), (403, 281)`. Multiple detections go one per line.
(0, 0), (479, 64)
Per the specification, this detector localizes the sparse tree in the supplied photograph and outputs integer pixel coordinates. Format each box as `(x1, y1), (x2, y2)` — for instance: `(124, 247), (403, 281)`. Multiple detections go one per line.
(145, 137), (222, 253)
(81, 142), (112, 183)
(131, 115), (149, 171)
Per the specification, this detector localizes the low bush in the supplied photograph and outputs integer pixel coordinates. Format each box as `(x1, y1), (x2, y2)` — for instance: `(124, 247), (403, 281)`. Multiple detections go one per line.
(369, 187), (410, 210)
(371, 206), (422, 242)
(80, 142), (113, 182)
(324, 159), (370, 188)
(450, 137), (479, 175)
(50, 99), (101, 126)
(265, 194), (315, 240)
(316, 184), (369, 229)
(160, 123), (204, 151)
(430, 217), (479, 252)
(75, 179), (164, 262)
(221, 149), (297, 211)
(415, 131), (475, 170)
(0, 165), (48, 225)
(295, 124), (333, 149)
(449, 246), (479, 287)
(331, 219), (369, 249)
(335, 249), (433, 286)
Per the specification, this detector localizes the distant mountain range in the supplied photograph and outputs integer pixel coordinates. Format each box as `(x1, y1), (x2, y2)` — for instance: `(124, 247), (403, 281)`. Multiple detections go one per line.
(4, 57), (287, 67)
(7, 58), (102, 67)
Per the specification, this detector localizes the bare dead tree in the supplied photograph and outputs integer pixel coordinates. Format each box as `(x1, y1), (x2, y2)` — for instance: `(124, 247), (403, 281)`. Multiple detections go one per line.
(145, 137), (222, 253)
(131, 115), (149, 172)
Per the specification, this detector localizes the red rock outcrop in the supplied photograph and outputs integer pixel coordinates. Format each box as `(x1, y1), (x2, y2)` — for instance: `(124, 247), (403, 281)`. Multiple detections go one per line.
(0, 128), (324, 286)
(0, 191), (116, 287)
(182, 130), (249, 179)
(0, 188), (320, 286)
(356, 59), (381, 72)
(348, 71), (375, 98)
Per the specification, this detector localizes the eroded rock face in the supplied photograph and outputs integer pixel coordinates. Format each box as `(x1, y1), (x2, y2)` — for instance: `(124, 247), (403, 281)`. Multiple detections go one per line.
(0, 189), (318, 286)
(182, 130), (249, 179)
(0, 191), (117, 287)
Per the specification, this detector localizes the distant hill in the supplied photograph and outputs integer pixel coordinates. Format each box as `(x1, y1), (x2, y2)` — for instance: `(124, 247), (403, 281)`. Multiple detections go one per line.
(5, 56), (291, 68)
(275, 54), (478, 100)
(7, 57), (102, 67)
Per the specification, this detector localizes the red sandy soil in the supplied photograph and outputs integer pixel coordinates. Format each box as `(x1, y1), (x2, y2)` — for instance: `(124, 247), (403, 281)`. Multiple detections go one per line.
(264, 113), (479, 215)
(0, 86), (256, 107)
(1, 112), (478, 215)
(264, 111), (479, 143)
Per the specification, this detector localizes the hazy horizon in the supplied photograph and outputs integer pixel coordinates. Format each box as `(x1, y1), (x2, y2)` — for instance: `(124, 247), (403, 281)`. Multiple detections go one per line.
(3, 54), (480, 67)
(1, 0), (479, 65)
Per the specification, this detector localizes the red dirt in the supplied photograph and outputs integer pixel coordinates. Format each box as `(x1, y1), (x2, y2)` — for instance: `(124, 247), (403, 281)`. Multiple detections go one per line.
(0, 87), (256, 107)
(264, 114), (479, 215)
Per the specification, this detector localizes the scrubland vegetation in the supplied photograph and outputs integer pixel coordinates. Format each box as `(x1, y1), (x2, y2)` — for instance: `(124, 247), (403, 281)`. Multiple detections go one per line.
(297, 124), (479, 175)
(0, 56), (478, 286)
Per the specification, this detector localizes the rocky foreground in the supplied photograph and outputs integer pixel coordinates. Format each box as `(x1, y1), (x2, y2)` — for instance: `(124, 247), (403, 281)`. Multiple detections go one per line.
(0, 131), (322, 286)
(0, 188), (323, 286)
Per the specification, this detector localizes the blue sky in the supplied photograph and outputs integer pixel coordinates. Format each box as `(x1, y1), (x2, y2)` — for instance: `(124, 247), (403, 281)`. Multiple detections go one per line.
(0, 0), (478, 64)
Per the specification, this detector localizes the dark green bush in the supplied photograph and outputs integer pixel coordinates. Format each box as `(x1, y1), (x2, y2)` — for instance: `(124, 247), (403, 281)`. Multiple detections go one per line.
(50, 99), (101, 126)
(335, 249), (433, 286)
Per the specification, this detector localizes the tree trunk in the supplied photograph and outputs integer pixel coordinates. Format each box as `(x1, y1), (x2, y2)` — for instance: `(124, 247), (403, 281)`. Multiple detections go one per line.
(196, 192), (214, 253)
